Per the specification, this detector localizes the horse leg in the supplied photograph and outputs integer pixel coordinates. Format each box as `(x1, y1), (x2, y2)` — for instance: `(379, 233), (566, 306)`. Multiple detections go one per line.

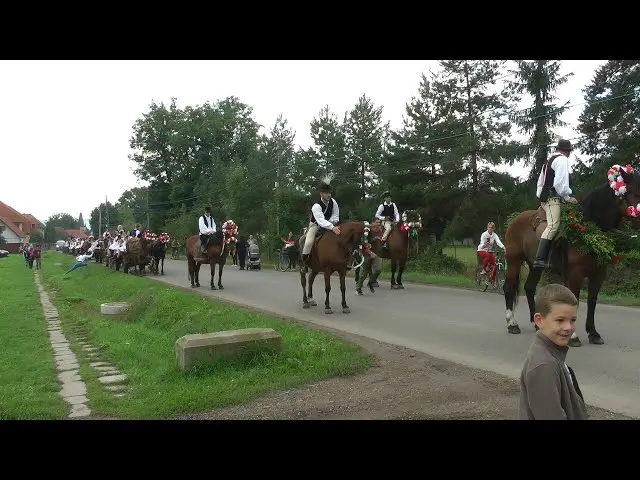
(161, 257), (164, 275)
(396, 258), (406, 289)
(523, 265), (543, 326)
(217, 261), (224, 289)
(195, 263), (201, 287)
(323, 269), (333, 314)
(503, 258), (523, 334)
(354, 265), (360, 284)
(390, 259), (398, 289)
(566, 268), (586, 347)
(307, 271), (318, 306)
(585, 267), (606, 345)
(188, 258), (196, 287)
(210, 260), (217, 290)
(340, 269), (350, 313)
(301, 268), (310, 308)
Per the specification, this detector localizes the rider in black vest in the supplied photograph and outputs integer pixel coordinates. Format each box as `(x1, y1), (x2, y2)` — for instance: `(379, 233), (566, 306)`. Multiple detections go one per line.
(375, 191), (400, 249)
(198, 206), (218, 255)
(301, 175), (340, 268)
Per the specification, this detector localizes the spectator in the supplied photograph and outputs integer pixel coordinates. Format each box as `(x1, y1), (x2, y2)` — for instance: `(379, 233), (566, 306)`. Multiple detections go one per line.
(518, 283), (588, 420)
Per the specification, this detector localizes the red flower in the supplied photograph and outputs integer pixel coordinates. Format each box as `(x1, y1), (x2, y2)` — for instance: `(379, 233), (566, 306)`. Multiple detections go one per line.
(569, 212), (575, 218)
(611, 255), (621, 264)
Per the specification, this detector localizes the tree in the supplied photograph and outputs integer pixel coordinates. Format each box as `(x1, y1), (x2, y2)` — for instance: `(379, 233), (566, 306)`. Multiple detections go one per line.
(89, 202), (120, 236)
(432, 60), (519, 194)
(510, 60), (573, 183)
(45, 213), (79, 230)
(29, 230), (44, 244)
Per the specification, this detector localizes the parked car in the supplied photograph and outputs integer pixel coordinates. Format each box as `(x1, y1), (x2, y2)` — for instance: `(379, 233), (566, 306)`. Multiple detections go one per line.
(0, 249), (9, 258)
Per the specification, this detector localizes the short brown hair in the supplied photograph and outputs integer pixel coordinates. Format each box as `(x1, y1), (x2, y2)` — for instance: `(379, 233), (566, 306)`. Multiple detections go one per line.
(535, 283), (578, 317)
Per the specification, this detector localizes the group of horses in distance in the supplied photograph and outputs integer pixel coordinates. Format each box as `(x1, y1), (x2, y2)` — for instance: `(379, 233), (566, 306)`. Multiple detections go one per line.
(184, 166), (640, 350)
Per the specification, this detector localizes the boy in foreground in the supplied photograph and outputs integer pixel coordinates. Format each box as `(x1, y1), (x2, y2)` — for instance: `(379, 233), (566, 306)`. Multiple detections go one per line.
(519, 283), (588, 420)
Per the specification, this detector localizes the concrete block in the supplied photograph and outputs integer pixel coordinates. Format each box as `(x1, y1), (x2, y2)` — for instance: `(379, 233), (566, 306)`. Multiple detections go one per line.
(100, 302), (130, 315)
(175, 328), (282, 371)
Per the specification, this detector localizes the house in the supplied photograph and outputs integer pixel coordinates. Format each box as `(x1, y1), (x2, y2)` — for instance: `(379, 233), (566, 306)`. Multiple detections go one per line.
(0, 201), (45, 253)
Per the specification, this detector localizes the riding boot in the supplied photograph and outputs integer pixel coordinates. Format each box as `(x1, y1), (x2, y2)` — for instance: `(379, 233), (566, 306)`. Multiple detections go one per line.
(532, 238), (552, 269)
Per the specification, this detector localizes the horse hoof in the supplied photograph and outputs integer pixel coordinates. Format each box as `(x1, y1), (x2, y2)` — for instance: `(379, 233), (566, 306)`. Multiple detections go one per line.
(303, 303), (310, 309)
(342, 307), (350, 314)
(588, 335), (604, 345)
(368, 286), (375, 294)
(325, 308), (333, 314)
(507, 324), (521, 334)
(309, 300), (317, 306)
(211, 285), (216, 290)
(397, 284), (404, 289)
(218, 285), (224, 290)
(355, 289), (363, 296)
(196, 283), (200, 287)
(568, 337), (582, 348)
(191, 285), (197, 288)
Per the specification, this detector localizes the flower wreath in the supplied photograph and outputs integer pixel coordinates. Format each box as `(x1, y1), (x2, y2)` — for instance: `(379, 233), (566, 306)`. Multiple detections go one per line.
(159, 232), (170, 244)
(143, 231), (154, 241)
(221, 220), (238, 245)
(361, 221), (372, 251)
(607, 164), (640, 217)
(400, 211), (423, 237)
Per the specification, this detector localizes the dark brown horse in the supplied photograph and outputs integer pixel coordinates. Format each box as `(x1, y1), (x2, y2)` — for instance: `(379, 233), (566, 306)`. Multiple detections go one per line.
(185, 233), (228, 290)
(502, 166), (640, 347)
(298, 220), (365, 314)
(354, 209), (422, 289)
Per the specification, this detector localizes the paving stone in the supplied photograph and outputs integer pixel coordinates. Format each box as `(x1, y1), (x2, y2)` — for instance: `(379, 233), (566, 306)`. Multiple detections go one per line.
(114, 393), (126, 398)
(105, 385), (127, 392)
(57, 370), (81, 383)
(61, 381), (87, 397)
(53, 348), (73, 355)
(82, 346), (97, 352)
(95, 365), (118, 372)
(57, 362), (80, 372)
(68, 404), (91, 418)
(98, 374), (128, 385)
(54, 354), (77, 362)
(90, 362), (111, 367)
(64, 394), (88, 405)
(51, 340), (69, 346)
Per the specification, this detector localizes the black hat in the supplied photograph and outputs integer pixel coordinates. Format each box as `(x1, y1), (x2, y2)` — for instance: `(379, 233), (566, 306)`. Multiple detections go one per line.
(318, 174), (333, 192)
(556, 139), (572, 151)
(382, 191), (391, 197)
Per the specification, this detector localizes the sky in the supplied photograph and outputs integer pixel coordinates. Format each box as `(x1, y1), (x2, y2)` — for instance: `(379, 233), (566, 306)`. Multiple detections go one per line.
(0, 60), (606, 227)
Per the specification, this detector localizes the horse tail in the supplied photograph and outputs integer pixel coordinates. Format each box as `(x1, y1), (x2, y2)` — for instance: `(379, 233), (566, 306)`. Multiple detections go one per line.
(511, 265), (522, 310)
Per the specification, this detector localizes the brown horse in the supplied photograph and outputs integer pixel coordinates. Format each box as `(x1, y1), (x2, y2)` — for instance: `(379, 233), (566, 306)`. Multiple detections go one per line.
(502, 166), (640, 347)
(298, 220), (365, 314)
(355, 209), (422, 289)
(185, 233), (228, 290)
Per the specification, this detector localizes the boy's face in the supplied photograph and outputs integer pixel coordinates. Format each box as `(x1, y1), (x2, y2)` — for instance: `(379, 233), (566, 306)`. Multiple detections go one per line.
(534, 302), (577, 347)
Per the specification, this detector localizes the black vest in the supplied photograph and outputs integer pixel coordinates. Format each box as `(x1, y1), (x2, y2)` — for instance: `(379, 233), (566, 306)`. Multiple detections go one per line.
(539, 154), (563, 202)
(381, 203), (395, 218)
(310, 199), (334, 224)
(201, 215), (211, 228)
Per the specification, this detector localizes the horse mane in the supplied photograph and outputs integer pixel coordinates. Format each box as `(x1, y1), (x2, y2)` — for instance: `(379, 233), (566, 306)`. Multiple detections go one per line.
(580, 182), (623, 232)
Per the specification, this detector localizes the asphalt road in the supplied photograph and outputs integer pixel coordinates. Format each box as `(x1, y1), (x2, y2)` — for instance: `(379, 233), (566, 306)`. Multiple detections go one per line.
(149, 259), (640, 418)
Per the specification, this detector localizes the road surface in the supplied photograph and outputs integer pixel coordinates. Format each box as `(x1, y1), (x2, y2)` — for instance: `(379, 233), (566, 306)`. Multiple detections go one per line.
(149, 259), (640, 418)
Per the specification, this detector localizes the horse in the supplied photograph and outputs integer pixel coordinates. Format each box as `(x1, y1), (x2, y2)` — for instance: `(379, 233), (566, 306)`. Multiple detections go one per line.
(185, 232), (228, 290)
(502, 164), (640, 347)
(298, 220), (365, 314)
(354, 209), (422, 289)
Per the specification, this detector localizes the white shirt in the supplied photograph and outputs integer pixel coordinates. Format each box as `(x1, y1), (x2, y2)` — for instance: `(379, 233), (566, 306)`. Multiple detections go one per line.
(199, 215), (216, 235)
(76, 254), (92, 263)
(375, 202), (400, 222)
(536, 154), (572, 201)
(477, 231), (505, 252)
(311, 198), (339, 229)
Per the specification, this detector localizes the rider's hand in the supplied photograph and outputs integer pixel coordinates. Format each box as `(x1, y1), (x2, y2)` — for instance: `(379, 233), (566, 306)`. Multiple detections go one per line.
(567, 197), (578, 204)
(332, 226), (341, 235)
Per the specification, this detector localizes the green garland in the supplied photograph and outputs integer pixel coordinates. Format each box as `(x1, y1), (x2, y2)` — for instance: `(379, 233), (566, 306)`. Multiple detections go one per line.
(557, 205), (617, 266)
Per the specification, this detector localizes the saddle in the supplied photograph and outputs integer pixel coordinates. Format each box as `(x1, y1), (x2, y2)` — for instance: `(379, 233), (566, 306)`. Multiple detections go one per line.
(528, 206), (563, 245)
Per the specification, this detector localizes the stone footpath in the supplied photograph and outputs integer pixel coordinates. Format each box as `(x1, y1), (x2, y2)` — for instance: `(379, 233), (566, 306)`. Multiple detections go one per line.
(33, 271), (130, 419)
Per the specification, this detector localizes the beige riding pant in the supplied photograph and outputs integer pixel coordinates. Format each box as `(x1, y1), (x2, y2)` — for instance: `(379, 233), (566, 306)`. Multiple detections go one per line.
(381, 220), (393, 240)
(541, 197), (562, 240)
(302, 224), (319, 255)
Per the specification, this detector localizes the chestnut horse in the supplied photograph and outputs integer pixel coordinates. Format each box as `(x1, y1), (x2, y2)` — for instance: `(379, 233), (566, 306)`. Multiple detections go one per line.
(502, 166), (640, 347)
(185, 232), (228, 290)
(354, 209), (422, 289)
(298, 220), (365, 314)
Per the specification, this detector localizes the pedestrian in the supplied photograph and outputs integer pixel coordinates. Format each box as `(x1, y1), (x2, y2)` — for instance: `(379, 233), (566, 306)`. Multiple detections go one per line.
(518, 283), (588, 420)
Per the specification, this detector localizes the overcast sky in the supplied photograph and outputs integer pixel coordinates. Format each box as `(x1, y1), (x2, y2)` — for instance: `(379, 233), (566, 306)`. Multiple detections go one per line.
(0, 60), (606, 226)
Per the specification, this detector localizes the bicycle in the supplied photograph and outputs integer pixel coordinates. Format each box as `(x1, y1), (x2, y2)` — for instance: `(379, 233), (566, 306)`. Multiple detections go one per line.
(474, 251), (506, 294)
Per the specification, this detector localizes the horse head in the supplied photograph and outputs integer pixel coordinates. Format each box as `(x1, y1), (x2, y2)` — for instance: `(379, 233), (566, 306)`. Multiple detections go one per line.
(400, 210), (423, 238)
(340, 221), (366, 253)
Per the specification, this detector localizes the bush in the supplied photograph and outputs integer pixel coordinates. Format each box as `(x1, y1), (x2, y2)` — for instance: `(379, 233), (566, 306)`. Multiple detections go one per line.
(410, 242), (467, 275)
(600, 250), (640, 296)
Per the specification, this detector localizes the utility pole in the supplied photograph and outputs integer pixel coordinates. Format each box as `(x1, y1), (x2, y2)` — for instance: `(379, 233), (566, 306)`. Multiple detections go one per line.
(98, 204), (102, 237)
(276, 149), (280, 237)
(146, 189), (150, 229)
(105, 195), (109, 233)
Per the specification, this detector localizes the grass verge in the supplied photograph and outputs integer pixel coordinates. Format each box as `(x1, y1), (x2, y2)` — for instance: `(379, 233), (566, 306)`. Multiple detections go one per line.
(0, 255), (68, 419)
(38, 252), (374, 419)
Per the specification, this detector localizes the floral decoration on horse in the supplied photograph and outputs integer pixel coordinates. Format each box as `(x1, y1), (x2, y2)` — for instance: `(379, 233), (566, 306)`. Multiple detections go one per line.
(143, 231), (154, 241)
(400, 210), (423, 238)
(159, 233), (170, 244)
(222, 220), (238, 247)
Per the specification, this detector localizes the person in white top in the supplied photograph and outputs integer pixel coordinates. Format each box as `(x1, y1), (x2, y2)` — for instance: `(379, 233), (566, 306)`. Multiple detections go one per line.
(198, 206), (217, 254)
(64, 252), (93, 275)
(533, 139), (579, 269)
(302, 175), (340, 267)
(375, 190), (400, 249)
(477, 222), (505, 277)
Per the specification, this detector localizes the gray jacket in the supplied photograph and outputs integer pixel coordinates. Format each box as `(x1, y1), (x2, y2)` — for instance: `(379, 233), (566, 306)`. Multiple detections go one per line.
(519, 331), (588, 420)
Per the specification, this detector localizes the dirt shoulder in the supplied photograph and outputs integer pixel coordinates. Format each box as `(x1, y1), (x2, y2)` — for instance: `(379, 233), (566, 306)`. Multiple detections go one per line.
(174, 328), (631, 421)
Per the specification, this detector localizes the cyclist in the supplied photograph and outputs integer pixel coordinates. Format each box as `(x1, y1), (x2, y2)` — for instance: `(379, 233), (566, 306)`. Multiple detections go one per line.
(477, 221), (505, 282)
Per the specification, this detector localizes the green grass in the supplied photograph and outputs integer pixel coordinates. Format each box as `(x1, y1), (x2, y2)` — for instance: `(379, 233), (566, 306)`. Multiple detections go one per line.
(0, 256), (68, 419)
(38, 252), (374, 419)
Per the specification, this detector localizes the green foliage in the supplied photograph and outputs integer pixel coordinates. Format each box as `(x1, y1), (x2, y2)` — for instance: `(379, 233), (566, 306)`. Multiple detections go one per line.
(29, 230), (44, 244)
(558, 205), (617, 266)
(409, 241), (467, 275)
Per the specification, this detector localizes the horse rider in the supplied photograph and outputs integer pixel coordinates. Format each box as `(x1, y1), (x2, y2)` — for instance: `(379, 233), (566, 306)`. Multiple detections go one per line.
(533, 138), (579, 269)
(375, 190), (400, 249)
(301, 175), (340, 268)
(198, 206), (217, 255)
(130, 223), (143, 238)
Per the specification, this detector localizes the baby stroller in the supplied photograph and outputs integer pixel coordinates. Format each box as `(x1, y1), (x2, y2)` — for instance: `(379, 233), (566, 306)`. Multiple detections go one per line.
(246, 243), (261, 270)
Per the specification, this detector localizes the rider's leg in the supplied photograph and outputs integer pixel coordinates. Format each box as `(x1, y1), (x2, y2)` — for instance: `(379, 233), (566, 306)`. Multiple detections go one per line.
(199, 234), (208, 254)
(381, 220), (392, 248)
(302, 224), (318, 265)
(477, 250), (489, 275)
(534, 198), (560, 268)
